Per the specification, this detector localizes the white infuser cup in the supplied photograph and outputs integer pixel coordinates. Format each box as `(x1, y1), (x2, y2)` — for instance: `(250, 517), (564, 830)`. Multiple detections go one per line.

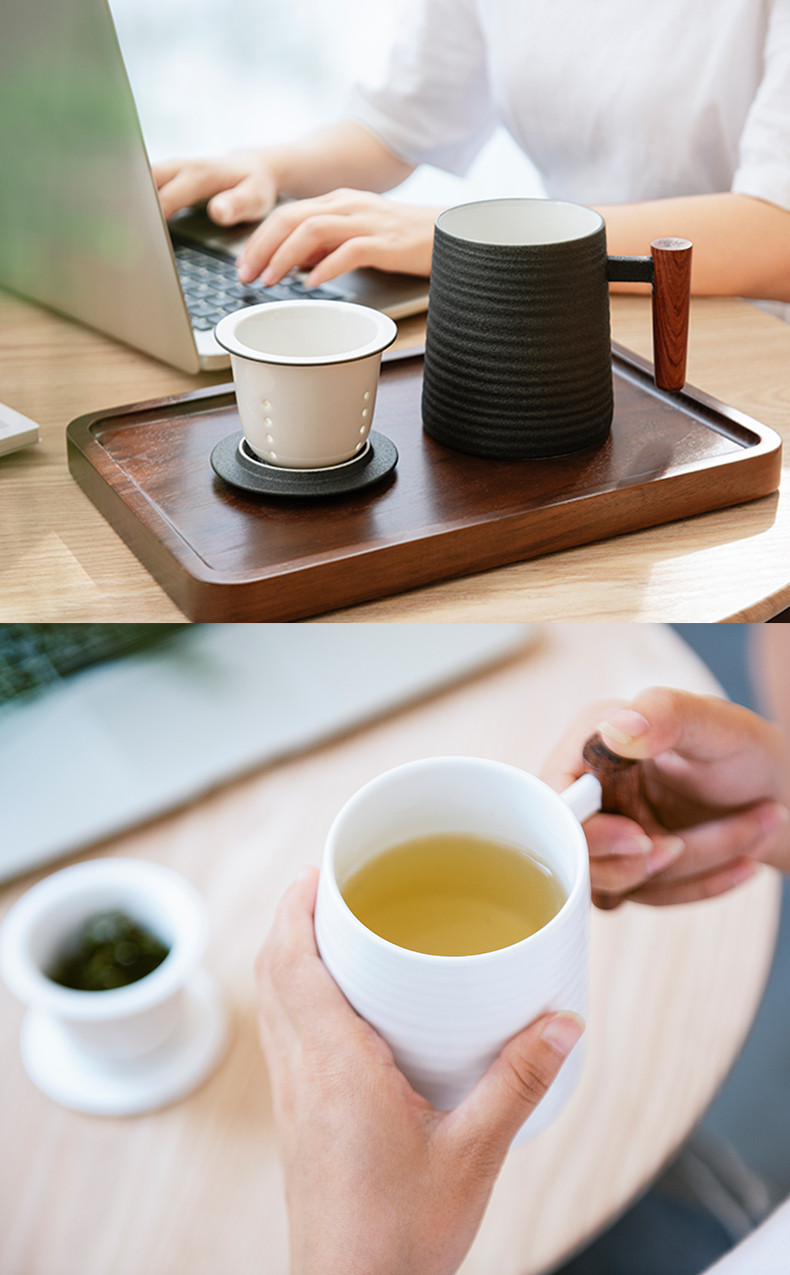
(215, 299), (397, 469)
(0, 858), (228, 1115)
(314, 757), (602, 1144)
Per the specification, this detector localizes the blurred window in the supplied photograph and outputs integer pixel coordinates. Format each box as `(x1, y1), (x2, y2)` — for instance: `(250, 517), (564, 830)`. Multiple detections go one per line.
(110, 0), (542, 201)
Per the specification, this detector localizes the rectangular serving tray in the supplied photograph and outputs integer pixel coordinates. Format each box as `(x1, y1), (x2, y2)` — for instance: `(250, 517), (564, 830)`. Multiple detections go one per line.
(66, 343), (782, 620)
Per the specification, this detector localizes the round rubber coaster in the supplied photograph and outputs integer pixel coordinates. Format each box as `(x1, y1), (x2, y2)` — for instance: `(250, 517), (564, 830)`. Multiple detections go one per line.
(210, 430), (398, 498)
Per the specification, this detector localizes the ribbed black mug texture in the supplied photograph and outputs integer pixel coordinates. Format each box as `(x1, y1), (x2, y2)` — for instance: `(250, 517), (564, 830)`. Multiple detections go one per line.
(422, 199), (643, 460)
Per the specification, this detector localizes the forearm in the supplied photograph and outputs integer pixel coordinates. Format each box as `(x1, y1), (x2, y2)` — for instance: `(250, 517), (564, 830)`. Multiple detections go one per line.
(596, 192), (790, 301)
(263, 120), (414, 199)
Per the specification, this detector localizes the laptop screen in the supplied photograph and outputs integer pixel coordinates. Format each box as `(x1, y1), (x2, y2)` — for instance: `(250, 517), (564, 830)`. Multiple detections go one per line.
(0, 0), (200, 369)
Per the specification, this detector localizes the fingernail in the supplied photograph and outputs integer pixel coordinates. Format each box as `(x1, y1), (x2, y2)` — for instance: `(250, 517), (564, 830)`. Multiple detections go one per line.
(592, 892), (622, 910)
(237, 260), (253, 283)
(597, 709), (650, 748)
(646, 834), (685, 873)
(541, 1012), (586, 1058)
(610, 833), (653, 857)
(261, 268), (277, 286)
(760, 803), (790, 836)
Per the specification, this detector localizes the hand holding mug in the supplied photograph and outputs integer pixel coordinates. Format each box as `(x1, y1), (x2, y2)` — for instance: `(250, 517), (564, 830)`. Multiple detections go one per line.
(313, 757), (596, 1140)
(255, 867), (583, 1275)
(541, 687), (790, 908)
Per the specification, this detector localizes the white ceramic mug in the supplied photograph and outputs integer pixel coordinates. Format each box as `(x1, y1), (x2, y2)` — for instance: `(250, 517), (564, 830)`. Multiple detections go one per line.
(214, 300), (397, 469)
(0, 858), (228, 1115)
(314, 757), (602, 1144)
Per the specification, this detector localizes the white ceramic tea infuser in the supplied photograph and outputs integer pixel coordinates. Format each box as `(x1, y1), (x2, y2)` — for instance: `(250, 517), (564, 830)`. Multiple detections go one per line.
(0, 858), (228, 1115)
(215, 299), (397, 469)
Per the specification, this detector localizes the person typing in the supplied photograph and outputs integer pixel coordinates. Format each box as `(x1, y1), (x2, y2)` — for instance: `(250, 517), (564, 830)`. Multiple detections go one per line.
(155, 1), (790, 307)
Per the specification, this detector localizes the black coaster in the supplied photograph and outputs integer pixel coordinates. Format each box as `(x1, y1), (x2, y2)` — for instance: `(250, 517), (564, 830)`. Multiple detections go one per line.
(210, 430), (398, 498)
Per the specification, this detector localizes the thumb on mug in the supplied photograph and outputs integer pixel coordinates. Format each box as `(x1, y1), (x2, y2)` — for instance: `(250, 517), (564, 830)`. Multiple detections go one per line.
(452, 1011), (585, 1157)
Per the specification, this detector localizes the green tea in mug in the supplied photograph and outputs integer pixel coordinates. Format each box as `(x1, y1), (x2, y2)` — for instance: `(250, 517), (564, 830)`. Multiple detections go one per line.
(340, 831), (566, 956)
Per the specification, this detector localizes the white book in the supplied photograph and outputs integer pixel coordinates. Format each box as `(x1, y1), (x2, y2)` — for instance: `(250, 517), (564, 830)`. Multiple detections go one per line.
(0, 402), (39, 457)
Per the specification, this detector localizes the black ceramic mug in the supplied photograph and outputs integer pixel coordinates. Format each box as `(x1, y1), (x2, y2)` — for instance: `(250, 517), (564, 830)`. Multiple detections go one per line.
(421, 198), (692, 459)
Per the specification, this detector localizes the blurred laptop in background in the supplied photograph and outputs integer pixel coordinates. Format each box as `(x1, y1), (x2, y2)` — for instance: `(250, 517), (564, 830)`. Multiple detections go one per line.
(0, 0), (429, 373)
(0, 623), (532, 883)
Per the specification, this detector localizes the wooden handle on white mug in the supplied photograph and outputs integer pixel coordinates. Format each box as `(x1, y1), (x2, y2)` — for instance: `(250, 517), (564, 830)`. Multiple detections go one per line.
(581, 731), (643, 821)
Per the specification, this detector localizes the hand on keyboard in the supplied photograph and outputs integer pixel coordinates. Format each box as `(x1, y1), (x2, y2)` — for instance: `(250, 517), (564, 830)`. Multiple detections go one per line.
(174, 243), (344, 330)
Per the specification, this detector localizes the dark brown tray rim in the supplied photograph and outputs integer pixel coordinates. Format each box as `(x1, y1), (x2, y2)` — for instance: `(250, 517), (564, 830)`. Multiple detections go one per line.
(69, 341), (781, 461)
(65, 342), (783, 610)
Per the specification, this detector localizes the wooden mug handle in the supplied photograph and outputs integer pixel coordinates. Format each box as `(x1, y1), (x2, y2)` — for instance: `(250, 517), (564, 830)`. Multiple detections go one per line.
(581, 731), (643, 821)
(650, 238), (693, 392)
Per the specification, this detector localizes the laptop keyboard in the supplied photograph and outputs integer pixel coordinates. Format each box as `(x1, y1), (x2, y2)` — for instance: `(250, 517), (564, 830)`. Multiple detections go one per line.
(0, 624), (188, 707)
(173, 242), (345, 331)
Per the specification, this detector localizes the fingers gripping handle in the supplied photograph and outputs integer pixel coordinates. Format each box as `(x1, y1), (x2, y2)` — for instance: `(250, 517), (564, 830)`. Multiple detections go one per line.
(560, 733), (644, 828)
(579, 732), (643, 821)
(561, 772), (603, 823)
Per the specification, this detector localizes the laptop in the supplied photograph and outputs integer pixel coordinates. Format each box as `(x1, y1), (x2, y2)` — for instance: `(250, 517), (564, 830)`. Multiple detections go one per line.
(0, 623), (534, 883)
(0, 0), (429, 374)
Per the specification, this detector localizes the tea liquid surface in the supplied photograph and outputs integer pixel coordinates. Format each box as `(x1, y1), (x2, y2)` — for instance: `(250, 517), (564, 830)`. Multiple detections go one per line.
(340, 831), (565, 956)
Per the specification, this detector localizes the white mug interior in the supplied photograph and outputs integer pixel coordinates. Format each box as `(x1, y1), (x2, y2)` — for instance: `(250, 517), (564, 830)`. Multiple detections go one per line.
(437, 197), (604, 247)
(217, 300), (396, 364)
(327, 757), (587, 900)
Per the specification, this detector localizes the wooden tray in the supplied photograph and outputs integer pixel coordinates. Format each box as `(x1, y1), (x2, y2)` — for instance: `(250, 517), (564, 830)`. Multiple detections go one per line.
(66, 343), (782, 621)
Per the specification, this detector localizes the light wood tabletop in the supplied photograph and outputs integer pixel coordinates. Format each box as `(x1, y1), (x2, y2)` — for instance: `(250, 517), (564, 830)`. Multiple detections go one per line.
(1, 290), (788, 622)
(0, 623), (781, 1275)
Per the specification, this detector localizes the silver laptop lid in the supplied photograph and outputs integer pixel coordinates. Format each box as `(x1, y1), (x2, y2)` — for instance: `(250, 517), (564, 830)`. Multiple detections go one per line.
(0, 0), (201, 372)
(0, 623), (532, 882)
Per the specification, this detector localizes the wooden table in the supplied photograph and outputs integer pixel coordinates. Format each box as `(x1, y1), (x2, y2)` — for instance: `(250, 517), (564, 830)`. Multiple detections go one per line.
(0, 623), (781, 1275)
(1, 291), (789, 621)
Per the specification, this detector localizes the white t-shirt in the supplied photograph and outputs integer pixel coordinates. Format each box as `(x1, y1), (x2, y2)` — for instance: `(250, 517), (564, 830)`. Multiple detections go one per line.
(349, 0), (790, 211)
